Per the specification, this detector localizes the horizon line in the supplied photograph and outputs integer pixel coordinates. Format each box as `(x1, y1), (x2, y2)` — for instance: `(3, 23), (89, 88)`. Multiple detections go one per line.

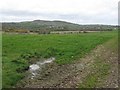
(0, 19), (118, 26)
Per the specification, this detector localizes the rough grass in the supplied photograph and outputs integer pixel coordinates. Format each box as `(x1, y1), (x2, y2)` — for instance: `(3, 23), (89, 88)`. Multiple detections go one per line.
(79, 58), (110, 88)
(2, 31), (117, 87)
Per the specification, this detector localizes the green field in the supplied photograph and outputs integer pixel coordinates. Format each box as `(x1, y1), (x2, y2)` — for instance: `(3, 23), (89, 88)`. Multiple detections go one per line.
(2, 31), (117, 87)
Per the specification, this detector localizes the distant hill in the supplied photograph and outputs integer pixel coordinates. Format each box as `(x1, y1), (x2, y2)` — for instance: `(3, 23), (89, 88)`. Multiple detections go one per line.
(2, 20), (117, 33)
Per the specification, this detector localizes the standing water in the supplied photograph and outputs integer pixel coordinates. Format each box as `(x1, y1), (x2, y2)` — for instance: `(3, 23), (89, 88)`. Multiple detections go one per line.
(29, 57), (55, 79)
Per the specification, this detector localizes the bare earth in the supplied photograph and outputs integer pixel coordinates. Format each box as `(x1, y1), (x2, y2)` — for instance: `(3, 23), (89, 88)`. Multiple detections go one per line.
(16, 38), (118, 88)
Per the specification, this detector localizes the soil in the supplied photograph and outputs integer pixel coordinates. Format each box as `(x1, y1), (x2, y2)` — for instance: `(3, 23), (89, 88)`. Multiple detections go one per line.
(16, 38), (118, 88)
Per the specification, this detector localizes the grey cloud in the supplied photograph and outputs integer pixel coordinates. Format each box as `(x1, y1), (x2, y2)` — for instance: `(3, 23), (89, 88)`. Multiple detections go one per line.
(0, 9), (54, 17)
(0, 9), (117, 25)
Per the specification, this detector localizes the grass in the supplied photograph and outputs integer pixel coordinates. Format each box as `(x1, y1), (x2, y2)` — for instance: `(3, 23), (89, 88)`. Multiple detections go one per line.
(79, 58), (110, 88)
(2, 31), (117, 87)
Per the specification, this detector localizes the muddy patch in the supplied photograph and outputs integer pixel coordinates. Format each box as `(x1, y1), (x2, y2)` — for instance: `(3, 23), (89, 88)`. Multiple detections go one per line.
(16, 54), (94, 88)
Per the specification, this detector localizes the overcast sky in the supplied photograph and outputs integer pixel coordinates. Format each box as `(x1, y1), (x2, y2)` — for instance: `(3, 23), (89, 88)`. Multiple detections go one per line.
(0, 0), (119, 25)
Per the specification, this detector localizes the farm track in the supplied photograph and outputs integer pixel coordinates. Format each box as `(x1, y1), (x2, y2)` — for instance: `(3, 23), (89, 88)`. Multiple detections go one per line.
(16, 38), (118, 88)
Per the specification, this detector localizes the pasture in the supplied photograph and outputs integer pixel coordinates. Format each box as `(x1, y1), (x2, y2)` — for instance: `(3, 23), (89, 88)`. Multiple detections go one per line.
(2, 31), (117, 87)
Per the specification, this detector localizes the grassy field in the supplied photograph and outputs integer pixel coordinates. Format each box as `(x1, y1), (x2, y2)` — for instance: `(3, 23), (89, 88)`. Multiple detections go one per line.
(2, 31), (117, 87)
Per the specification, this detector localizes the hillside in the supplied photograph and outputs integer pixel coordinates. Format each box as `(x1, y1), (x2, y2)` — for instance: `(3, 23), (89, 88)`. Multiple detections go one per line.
(2, 20), (117, 33)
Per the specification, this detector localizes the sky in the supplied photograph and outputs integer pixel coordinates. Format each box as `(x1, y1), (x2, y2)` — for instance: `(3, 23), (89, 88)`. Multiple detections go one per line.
(0, 0), (119, 25)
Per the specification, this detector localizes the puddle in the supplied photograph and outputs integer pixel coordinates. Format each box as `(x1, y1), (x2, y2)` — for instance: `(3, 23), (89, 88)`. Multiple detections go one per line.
(29, 64), (40, 71)
(29, 57), (55, 79)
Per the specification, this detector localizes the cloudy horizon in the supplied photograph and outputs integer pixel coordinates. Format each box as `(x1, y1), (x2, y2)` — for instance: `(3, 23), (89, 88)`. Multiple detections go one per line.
(0, 0), (119, 25)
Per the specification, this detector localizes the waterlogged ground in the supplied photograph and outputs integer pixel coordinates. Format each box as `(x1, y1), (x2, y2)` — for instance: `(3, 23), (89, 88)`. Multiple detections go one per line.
(2, 31), (118, 88)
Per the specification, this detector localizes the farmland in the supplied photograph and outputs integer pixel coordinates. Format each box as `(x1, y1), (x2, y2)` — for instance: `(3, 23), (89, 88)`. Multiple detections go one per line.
(2, 31), (117, 88)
